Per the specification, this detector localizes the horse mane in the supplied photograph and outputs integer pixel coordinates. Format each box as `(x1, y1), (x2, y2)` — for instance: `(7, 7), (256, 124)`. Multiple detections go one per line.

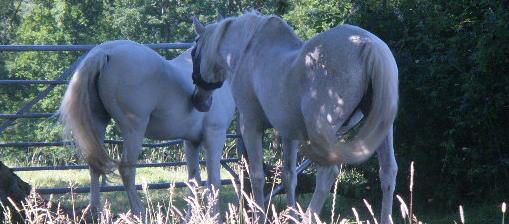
(172, 47), (192, 64)
(201, 11), (297, 82)
(199, 17), (234, 82)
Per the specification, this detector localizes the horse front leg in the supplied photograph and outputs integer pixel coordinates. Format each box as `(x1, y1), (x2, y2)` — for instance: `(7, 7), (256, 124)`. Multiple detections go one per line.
(377, 126), (397, 224)
(203, 129), (227, 222)
(239, 114), (266, 223)
(183, 140), (202, 221)
(281, 137), (299, 220)
(184, 140), (202, 190)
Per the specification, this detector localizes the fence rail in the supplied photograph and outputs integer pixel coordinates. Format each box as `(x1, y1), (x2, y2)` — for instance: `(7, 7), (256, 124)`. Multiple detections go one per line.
(0, 80), (68, 85)
(0, 134), (240, 148)
(36, 179), (234, 194)
(0, 113), (57, 119)
(0, 43), (193, 52)
(11, 158), (239, 172)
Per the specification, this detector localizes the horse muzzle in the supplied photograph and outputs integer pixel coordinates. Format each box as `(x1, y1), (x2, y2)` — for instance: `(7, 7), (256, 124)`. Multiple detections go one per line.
(191, 87), (213, 112)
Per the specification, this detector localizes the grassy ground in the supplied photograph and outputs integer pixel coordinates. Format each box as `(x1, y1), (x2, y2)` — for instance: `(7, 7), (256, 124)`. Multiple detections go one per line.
(16, 166), (238, 214)
(12, 165), (507, 223)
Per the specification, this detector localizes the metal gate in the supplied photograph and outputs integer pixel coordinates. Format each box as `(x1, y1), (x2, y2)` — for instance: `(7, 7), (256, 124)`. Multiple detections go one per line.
(0, 43), (311, 198)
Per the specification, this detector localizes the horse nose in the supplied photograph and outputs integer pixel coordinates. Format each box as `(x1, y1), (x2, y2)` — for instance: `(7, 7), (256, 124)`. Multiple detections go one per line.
(191, 87), (212, 112)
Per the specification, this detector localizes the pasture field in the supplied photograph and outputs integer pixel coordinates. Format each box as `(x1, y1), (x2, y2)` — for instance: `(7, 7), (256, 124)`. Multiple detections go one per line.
(7, 164), (505, 223)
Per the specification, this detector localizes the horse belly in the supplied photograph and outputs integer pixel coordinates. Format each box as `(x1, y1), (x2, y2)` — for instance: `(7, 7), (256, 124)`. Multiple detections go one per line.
(144, 109), (202, 141)
(276, 121), (306, 139)
(245, 74), (307, 139)
(144, 121), (178, 140)
(266, 108), (306, 139)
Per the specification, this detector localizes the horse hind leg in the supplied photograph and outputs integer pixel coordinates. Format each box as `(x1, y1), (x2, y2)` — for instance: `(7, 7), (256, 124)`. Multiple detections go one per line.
(301, 103), (349, 222)
(88, 114), (109, 219)
(305, 164), (341, 223)
(281, 137), (299, 220)
(377, 126), (397, 224)
(303, 110), (363, 223)
(117, 117), (148, 219)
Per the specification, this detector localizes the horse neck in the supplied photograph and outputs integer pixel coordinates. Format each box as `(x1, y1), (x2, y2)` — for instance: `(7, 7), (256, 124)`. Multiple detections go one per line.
(163, 53), (195, 95)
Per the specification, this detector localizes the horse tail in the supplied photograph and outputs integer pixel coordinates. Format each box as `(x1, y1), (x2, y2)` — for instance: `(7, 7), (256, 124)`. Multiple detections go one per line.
(59, 49), (117, 174)
(306, 40), (398, 166)
(350, 40), (398, 162)
(339, 40), (398, 164)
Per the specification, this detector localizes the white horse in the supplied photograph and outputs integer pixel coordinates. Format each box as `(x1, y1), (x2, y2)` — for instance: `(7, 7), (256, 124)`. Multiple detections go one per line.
(59, 40), (235, 219)
(190, 12), (398, 224)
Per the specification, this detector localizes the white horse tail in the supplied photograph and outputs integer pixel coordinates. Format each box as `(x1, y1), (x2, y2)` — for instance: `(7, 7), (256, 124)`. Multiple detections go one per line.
(59, 49), (117, 174)
(339, 40), (399, 164)
(307, 40), (399, 166)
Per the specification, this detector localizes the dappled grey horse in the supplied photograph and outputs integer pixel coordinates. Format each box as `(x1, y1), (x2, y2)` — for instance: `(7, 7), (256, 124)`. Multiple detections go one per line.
(59, 40), (235, 219)
(191, 12), (398, 224)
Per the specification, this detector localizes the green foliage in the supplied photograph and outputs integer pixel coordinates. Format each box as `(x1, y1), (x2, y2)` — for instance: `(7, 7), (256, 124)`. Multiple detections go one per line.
(340, 0), (509, 207)
(0, 0), (22, 44)
(0, 0), (23, 118)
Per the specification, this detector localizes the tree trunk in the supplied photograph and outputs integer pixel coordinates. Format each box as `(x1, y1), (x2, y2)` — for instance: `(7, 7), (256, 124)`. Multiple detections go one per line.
(0, 161), (31, 222)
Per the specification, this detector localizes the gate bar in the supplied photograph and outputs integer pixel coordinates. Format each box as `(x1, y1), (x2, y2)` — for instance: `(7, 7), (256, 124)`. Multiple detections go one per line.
(35, 179), (233, 194)
(11, 158), (239, 172)
(0, 134), (239, 148)
(0, 113), (57, 119)
(0, 80), (68, 85)
(0, 43), (192, 52)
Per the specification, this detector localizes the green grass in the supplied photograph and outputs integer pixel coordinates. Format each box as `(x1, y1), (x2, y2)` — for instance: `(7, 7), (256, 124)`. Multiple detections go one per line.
(15, 166), (237, 214)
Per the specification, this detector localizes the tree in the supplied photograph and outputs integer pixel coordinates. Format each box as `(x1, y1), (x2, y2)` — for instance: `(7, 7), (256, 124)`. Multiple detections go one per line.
(344, 0), (509, 206)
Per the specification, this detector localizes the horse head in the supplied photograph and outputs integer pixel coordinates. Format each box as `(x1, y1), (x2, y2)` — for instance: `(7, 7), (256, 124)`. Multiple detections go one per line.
(190, 16), (230, 112)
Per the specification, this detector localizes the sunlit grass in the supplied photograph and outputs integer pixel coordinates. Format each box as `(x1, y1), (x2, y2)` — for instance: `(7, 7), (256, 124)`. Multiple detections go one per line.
(17, 166), (233, 188)
(15, 166), (235, 214)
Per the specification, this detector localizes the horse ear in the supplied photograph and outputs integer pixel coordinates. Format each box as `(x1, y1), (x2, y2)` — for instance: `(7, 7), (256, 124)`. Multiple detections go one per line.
(216, 14), (224, 22)
(193, 16), (205, 35)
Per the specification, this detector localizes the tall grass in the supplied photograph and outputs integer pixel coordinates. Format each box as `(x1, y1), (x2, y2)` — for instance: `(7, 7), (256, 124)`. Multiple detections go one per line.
(2, 162), (507, 224)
